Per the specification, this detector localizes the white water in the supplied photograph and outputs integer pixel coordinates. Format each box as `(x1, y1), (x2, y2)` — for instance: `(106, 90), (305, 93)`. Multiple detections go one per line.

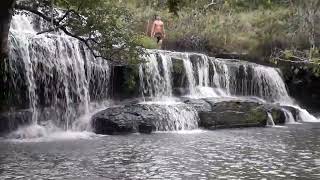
(160, 104), (199, 131)
(140, 50), (319, 123)
(281, 108), (297, 124)
(297, 107), (319, 122)
(267, 112), (276, 127)
(182, 54), (197, 95)
(8, 14), (110, 139)
(139, 52), (173, 100)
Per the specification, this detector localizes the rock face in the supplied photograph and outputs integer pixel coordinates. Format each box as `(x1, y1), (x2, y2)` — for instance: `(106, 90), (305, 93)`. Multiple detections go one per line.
(199, 101), (267, 129)
(280, 62), (320, 112)
(91, 103), (199, 135)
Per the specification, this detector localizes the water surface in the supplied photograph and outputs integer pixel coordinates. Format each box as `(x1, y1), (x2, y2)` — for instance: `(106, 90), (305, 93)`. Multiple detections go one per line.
(1, 124), (320, 179)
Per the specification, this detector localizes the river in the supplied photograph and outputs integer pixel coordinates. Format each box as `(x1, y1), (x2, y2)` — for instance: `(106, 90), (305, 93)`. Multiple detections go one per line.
(1, 123), (320, 179)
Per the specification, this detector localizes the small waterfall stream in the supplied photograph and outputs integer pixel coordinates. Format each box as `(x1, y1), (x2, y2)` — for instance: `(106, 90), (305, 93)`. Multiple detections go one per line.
(2, 13), (319, 138)
(267, 112), (276, 127)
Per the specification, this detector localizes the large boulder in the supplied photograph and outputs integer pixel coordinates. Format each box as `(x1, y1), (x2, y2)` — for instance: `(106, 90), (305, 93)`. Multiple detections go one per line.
(183, 98), (287, 129)
(199, 100), (268, 129)
(91, 103), (199, 135)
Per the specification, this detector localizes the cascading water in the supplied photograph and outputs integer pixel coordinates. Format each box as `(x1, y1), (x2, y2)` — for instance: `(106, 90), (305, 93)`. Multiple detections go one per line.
(139, 51), (173, 100)
(281, 108), (296, 124)
(4, 13), (319, 138)
(7, 13), (110, 138)
(138, 50), (319, 123)
(266, 112), (276, 127)
(139, 101), (199, 131)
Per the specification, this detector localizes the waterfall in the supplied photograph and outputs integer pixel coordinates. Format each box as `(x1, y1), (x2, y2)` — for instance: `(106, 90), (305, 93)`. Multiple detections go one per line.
(266, 112), (275, 127)
(139, 51), (173, 100)
(138, 50), (319, 123)
(140, 102), (199, 131)
(7, 13), (110, 137)
(296, 107), (319, 122)
(4, 13), (319, 137)
(281, 108), (296, 124)
(182, 54), (197, 95)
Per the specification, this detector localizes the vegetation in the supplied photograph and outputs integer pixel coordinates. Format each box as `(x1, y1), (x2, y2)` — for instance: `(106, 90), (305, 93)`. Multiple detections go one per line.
(1, 0), (320, 69)
(1, 0), (148, 64)
(115, 0), (320, 73)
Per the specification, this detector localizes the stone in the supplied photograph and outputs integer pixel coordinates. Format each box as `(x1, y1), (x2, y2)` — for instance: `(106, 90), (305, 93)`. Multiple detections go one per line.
(198, 100), (268, 129)
(185, 98), (287, 130)
(183, 98), (212, 112)
(91, 103), (198, 135)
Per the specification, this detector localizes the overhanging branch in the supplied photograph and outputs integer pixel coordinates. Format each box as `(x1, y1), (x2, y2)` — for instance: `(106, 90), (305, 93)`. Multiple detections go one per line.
(14, 3), (125, 64)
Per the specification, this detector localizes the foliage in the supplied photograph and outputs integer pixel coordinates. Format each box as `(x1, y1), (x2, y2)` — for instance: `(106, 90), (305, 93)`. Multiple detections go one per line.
(13, 0), (320, 71)
(134, 35), (158, 49)
(15, 0), (143, 64)
(122, 66), (140, 96)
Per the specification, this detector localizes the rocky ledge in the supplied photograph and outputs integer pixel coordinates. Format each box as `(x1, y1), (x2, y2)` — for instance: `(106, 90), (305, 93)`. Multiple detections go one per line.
(184, 98), (286, 129)
(91, 98), (296, 135)
(91, 103), (198, 135)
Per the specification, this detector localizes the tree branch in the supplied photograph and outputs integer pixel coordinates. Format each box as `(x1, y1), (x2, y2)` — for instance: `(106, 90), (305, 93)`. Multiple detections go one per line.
(14, 3), (125, 65)
(36, 24), (64, 35)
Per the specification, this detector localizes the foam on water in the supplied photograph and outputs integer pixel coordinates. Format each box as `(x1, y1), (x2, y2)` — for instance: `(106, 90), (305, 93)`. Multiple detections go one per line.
(155, 129), (206, 134)
(183, 86), (229, 99)
(139, 98), (181, 105)
(7, 130), (97, 143)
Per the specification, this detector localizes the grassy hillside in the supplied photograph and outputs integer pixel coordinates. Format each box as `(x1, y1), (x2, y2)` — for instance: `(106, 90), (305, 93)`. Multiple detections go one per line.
(117, 0), (320, 68)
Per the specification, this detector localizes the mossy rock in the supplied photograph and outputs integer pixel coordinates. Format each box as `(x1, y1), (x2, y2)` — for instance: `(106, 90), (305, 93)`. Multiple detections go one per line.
(198, 100), (274, 129)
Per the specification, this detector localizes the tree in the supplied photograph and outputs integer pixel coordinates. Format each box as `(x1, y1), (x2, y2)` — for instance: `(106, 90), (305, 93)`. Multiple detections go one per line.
(295, 0), (320, 50)
(0, 0), (143, 64)
(0, 0), (16, 60)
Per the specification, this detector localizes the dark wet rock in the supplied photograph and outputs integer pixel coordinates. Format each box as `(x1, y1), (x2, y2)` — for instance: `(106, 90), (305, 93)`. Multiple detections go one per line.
(198, 100), (268, 129)
(138, 123), (154, 134)
(183, 98), (212, 112)
(0, 56), (30, 112)
(281, 105), (301, 122)
(110, 65), (141, 100)
(280, 62), (320, 112)
(91, 103), (198, 135)
(171, 57), (188, 88)
(173, 87), (189, 96)
(185, 98), (287, 129)
(269, 106), (286, 124)
(0, 110), (33, 136)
